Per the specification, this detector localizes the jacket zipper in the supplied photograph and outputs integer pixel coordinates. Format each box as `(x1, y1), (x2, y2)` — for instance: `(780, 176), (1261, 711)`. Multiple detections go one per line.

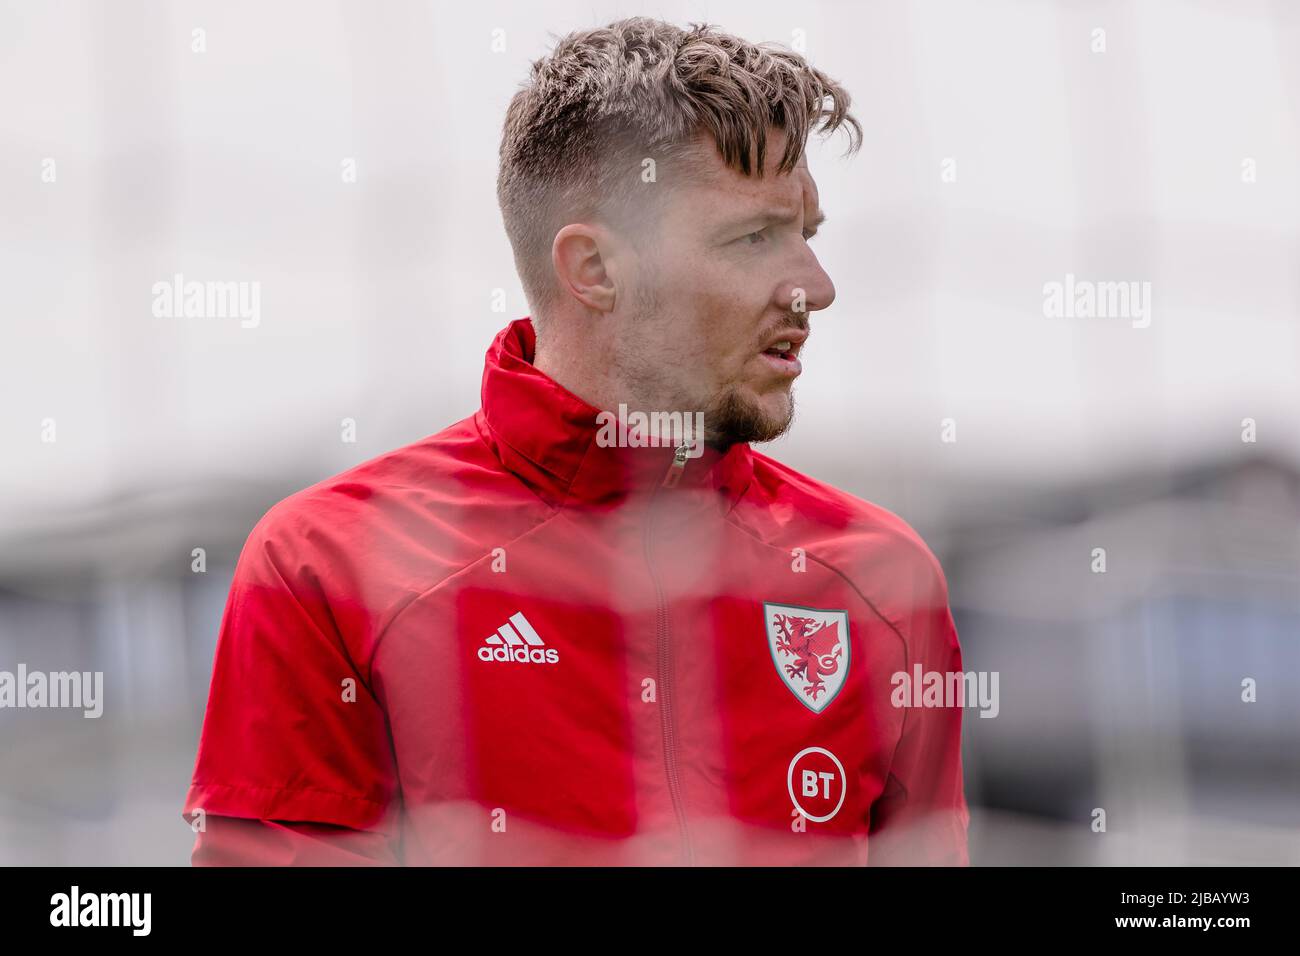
(661, 442), (690, 489)
(643, 440), (694, 863)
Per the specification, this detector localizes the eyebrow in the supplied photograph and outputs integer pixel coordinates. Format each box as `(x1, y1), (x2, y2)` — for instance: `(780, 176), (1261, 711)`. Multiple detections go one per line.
(725, 206), (828, 238)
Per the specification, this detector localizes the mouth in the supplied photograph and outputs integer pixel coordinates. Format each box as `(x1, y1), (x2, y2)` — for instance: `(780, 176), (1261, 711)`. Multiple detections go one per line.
(759, 329), (807, 377)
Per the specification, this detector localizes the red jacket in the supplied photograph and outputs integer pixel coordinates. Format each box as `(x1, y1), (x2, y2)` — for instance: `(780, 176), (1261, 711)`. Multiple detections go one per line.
(183, 318), (970, 865)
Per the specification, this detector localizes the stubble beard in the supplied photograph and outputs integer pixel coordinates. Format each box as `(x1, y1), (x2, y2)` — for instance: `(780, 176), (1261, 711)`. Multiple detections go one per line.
(625, 263), (799, 449)
(703, 381), (796, 448)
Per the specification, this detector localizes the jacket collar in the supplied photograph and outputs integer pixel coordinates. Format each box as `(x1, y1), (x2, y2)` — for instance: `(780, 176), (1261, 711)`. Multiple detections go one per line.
(478, 318), (754, 511)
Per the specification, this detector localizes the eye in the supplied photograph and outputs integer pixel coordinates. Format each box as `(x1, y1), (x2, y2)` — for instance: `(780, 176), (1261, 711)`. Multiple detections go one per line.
(741, 230), (767, 245)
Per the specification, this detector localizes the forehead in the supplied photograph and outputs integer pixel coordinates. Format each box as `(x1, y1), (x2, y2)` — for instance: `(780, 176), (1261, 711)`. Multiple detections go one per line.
(671, 129), (820, 218)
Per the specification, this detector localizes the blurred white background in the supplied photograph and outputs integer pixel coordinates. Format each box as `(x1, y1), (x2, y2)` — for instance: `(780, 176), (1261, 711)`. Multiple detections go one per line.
(0, 0), (1297, 864)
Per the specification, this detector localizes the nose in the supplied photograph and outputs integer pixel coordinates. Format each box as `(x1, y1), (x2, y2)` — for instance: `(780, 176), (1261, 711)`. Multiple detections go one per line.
(779, 245), (836, 315)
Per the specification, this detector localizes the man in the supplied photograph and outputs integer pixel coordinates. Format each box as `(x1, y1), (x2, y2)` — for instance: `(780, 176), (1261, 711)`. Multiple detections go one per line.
(183, 16), (970, 865)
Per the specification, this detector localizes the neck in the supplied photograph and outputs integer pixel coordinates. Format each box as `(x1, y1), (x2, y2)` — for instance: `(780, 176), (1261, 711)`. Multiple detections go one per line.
(534, 331), (659, 419)
(532, 320), (730, 448)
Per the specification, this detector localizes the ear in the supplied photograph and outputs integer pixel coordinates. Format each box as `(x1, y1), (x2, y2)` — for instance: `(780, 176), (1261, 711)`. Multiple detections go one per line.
(551, 223), (618, 313)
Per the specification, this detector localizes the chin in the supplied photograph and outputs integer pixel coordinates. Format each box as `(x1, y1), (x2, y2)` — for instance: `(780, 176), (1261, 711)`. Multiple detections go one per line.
(705, 386), (795, 446)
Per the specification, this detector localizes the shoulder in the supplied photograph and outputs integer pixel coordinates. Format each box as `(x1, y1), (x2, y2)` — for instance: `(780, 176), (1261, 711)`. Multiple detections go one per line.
(246, 413), (487, 543)
(236, 413), (549, 643)
(742, 448), (951, 611)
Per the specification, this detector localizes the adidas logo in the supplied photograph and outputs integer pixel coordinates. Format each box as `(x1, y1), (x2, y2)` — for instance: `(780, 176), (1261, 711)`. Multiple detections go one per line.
(477, 612), (559, 664)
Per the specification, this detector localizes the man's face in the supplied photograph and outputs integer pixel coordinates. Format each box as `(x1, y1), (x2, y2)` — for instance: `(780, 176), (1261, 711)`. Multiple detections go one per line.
(611, 128), (836, 446)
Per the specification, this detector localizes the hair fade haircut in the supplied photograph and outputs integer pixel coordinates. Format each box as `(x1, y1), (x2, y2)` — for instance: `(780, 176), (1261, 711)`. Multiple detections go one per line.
(496, 16), (862, 328)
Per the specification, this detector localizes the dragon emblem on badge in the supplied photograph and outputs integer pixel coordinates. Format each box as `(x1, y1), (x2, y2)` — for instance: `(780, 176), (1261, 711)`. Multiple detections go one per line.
(764, 603), (851, 713)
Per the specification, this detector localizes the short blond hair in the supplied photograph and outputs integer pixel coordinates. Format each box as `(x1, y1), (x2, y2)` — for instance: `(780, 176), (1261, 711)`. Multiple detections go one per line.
(496, 17), (861, 325)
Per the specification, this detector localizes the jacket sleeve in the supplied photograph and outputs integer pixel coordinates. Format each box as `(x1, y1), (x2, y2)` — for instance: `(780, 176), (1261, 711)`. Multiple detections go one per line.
(868, 586), (971, 866)
(182, 504), (401, 865)
(190, 816), (399, 866)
